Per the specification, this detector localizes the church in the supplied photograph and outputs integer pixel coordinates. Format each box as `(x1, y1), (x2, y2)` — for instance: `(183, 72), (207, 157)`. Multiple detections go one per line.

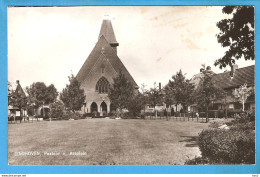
(76, 19), (138, 116)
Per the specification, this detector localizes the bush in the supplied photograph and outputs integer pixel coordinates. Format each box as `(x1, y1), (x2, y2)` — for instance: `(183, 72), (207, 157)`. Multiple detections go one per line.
(82, 113), (92, 118)
(233, 111), (255, 123)
(186, 110), (255, 165)
(50, 101), (65, 118)
(227, 110), (243, 118)
(61, 111), (81, 120)
(198, 128), (255, 164)
(121, 111), (133, 119)
(109, 110), (116, 117)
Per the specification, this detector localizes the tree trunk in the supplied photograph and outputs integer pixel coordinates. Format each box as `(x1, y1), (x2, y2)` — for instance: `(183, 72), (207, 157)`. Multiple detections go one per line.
(206, 106), (209, 123)
(144, 105), (146, 119)
(242, 101), (245, 112)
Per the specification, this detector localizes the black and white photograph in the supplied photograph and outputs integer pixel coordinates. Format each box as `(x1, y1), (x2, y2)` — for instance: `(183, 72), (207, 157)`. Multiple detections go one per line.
(8, 6), (255, 165)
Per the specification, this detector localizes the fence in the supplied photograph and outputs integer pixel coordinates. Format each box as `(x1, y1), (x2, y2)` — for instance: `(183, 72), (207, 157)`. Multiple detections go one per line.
(143, 114), (211, 122)
(8, 116), (43, 123)
(142, 110), (235, 122)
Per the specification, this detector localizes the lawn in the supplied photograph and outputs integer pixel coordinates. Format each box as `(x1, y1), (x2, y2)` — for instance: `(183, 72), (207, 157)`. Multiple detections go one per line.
(8, 118), (210, 165)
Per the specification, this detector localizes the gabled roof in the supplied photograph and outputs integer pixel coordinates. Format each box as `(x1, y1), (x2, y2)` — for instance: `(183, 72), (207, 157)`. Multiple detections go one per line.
(212, 65), (255, 89)
(76, 35), (137, 87)
(15, 81), (26, 98)
(98, 19), (118, 44)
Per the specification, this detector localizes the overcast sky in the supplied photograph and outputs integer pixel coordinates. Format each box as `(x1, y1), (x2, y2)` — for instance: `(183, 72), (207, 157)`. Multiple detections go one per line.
(8, 6), (255, 91)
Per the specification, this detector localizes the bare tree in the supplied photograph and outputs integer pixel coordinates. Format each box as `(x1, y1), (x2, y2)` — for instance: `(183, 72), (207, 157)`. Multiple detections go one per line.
(233, 84), (254, 112)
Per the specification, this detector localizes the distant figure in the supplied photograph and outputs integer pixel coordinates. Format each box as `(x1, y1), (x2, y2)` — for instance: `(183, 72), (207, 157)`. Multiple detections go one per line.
(196, 112), (199, 120)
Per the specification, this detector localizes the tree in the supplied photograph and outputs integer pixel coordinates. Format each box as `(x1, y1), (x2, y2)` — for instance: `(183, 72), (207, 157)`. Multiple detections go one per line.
(146, 82), (164, 119)
(196, 74), (224, 122)
(49, 100), (65, 118)
(127, 93), (144, 118)
(147, 82), (163, 108)
(26, 82), (58, 117)
(139, 83), (149, 118)
(60, 74), (85, 112)
(165, 70), (194, 112)
(108, 71), (135, 117)
(215, 6), (254, 69)
(233, 83), (254, 112)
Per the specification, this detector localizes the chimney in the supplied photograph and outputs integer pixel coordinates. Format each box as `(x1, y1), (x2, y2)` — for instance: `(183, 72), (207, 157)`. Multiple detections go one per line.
(206, 66), (211, 71)
(230, 64), (238, 77)
(159, 83), (161, 91)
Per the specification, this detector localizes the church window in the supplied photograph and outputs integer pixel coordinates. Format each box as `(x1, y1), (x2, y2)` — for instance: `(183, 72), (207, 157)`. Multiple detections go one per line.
(96, 77), (110, 93)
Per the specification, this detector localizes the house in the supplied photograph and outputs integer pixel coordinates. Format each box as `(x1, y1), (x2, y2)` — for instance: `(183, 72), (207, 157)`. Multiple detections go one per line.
(8, 80), (27, 120)
(211, 64), (255, 112)
(76, 18), (138, 116)
(190, 64), (255, 117)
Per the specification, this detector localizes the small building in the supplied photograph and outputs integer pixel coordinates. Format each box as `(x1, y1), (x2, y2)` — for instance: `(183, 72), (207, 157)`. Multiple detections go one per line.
(8, 80), (27, 119)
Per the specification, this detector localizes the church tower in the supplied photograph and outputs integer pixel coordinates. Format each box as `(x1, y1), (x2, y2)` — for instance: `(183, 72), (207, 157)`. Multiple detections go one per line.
(98, 19), (119, 53)
(76, 18), (138, 116)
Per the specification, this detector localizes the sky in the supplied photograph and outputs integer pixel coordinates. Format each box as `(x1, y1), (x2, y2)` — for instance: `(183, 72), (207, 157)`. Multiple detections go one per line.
(8, 6), (255, 92)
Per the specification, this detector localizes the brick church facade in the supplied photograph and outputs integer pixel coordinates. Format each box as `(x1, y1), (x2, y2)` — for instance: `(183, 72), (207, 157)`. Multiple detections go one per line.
(76, 19), (138, 116)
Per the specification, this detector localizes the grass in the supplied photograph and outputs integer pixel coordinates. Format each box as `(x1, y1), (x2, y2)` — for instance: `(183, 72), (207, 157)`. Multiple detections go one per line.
(8, 118), (210, 165)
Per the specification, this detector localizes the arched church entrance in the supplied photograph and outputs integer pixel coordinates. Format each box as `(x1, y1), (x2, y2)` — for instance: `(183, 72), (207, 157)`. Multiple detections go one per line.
(90, 102), (98, 115)
(100, 101), (107, 116)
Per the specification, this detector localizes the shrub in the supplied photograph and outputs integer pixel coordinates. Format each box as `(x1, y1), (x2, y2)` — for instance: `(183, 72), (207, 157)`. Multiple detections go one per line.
(50, 101), (65, 118)
(108, 110), (116, 119)
(121, 111), (133, 119)
(233, 111), (255, 123)
(198, 128), (255, 164)
(82, 113), (92, 118)
(61, 111), (81, 120)
(186, 110), (255, 165)
(227, 110), (243, 118)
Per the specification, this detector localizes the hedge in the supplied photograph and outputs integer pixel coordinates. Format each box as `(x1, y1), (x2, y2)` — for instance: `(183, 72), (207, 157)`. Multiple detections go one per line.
(198, 128), (255, 164)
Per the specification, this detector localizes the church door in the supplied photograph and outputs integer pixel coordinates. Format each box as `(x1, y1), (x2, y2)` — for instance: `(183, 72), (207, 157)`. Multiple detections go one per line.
(100, 102), (107, 116)
(90, 102), (98, 116)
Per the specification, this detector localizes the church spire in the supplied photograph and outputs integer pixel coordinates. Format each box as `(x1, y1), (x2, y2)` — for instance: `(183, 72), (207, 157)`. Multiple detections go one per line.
(98, 18), (119, 52)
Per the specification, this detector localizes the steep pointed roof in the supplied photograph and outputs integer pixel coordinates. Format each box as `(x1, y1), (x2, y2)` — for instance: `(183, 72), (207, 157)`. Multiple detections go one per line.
(76, 35), (137, 87)
(98, 19), (118, 44)
(15, 81), (26, 98)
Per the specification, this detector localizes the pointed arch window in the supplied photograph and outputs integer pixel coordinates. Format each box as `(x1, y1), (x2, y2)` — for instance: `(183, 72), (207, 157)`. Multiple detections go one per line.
(96, 77), (110, 93)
